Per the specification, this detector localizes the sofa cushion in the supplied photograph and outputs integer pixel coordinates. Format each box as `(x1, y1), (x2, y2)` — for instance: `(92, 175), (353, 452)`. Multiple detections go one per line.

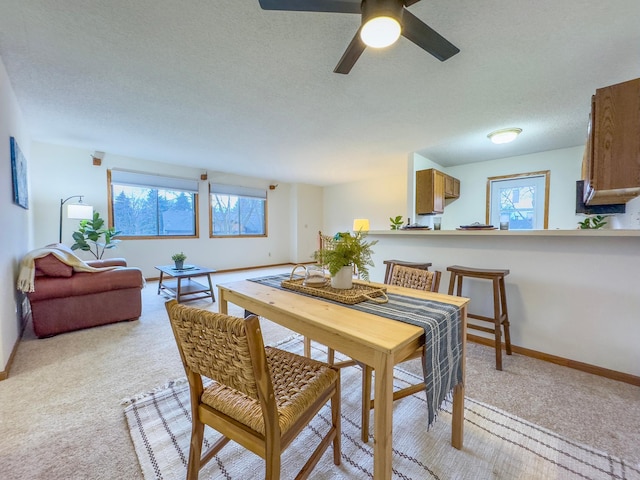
(28, 267), (143, 302)
(35, 254), (73, 278)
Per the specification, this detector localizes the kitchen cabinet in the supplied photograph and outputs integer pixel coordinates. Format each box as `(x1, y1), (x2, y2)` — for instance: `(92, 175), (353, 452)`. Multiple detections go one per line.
(416, 169), (445, 214)
(444, 175), (460, 199)
(583, 77), (640, 205)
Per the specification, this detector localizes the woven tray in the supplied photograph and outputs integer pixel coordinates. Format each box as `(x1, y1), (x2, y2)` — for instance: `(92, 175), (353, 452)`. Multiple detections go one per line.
(281, 275), (388, 305)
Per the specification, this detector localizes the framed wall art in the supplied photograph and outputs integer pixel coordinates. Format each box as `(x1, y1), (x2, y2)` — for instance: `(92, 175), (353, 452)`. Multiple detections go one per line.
(10, 136), (28, 209)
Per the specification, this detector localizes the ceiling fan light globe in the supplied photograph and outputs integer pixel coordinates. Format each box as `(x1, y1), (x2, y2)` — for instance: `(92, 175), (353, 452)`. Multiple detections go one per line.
(360, 16), (401, 48)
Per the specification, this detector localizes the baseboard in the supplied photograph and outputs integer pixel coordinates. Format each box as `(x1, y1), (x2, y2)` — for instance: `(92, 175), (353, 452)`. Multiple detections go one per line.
(467, 333), (640, 387)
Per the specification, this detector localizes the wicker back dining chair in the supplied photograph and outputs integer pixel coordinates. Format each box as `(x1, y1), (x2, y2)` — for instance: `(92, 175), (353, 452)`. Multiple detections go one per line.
(165, 300), (341, 480)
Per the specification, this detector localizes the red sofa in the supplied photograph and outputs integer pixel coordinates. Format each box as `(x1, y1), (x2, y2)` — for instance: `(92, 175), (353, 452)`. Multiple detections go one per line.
(26, 248), (144, 338)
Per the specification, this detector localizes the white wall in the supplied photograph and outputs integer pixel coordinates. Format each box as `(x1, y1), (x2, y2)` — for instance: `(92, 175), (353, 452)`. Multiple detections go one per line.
(323, 171), (407, 235)
(290, 184), (324, 264)
(611, 195), (640, 229)
(29, 143), (320, 278)
(0, 56), (32, 372)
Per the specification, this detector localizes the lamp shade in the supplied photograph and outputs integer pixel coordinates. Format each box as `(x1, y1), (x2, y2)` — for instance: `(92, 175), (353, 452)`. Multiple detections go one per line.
(67, 203), (93, 220)
(353, 218), (370, 232)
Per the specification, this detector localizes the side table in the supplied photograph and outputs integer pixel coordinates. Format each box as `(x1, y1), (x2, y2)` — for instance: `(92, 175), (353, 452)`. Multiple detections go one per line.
(155, 265), (216, 303)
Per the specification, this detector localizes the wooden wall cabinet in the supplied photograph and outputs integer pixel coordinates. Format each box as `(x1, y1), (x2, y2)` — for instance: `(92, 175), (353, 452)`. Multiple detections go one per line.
(416, 169), (444, 214)
(583, 78), (640, 205)
(416, 169), (459, 214)
(444, 175), (460, 199)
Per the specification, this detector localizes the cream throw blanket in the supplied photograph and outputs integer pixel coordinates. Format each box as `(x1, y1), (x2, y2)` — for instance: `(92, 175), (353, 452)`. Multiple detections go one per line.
(17, 246), (119, 293)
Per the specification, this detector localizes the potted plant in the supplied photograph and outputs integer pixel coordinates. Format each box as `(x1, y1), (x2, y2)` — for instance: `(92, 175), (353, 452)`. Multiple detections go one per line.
(313, 231), (377, 289)
(172, 252), (187, 269)
(71, 212), (121, 259)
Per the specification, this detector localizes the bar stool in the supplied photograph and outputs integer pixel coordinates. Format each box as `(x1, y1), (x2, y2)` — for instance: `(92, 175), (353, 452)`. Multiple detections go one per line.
(447, 265), (512, 370)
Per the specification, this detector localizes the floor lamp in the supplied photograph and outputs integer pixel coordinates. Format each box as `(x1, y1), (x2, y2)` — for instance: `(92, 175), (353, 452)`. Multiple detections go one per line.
(59, 196), (93, 243)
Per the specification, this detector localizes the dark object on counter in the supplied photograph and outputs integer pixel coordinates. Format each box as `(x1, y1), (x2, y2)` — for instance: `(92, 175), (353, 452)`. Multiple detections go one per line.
(576, 180), (625, 214)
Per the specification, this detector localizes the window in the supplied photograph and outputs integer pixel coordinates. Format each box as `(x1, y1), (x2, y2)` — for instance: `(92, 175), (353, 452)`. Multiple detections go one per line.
(486, 171), (550, 230)
(210, 183), (266, 237)
(108, 170), (199, 238)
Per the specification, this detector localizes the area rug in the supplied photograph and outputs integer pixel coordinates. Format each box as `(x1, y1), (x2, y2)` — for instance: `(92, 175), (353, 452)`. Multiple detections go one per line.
(123, 336), (639, 480)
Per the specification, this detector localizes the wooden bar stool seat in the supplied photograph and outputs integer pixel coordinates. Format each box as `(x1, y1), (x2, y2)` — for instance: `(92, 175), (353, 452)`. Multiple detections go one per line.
(447, 265), (512, 370)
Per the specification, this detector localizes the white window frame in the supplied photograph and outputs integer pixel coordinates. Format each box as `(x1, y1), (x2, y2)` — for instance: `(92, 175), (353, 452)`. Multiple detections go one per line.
(486, 171), (550, 230)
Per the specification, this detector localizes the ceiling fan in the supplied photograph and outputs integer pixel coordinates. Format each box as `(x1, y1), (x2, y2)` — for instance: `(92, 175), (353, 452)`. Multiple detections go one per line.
(258, 0), (460, 74)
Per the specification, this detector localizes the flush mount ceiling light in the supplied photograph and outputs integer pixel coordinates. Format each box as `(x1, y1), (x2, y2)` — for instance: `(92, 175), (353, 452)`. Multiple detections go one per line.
(488, 128), (523, 144)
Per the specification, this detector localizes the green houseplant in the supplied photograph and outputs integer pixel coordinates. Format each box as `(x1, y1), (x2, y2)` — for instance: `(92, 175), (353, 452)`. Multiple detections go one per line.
(313, 231), (377, 288)
(172, 251), (187, 269)
(390, 215), (404, 230)
(71, 212), (121, 259)
(577, 215), (608, 229)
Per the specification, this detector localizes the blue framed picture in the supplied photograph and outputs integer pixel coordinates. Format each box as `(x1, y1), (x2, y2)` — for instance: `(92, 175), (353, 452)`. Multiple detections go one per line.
(10, 137), (28, 209)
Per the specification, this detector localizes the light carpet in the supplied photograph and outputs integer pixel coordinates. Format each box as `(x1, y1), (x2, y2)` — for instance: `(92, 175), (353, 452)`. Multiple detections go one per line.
(123, 336), (639, 480)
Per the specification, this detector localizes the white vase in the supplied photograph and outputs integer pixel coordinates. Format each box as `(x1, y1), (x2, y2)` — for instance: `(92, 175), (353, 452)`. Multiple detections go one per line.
(331, 265), (353, 289)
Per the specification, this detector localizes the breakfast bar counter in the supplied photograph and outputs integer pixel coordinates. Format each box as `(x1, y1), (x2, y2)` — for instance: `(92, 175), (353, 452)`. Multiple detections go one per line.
(366, 229), (640, 381)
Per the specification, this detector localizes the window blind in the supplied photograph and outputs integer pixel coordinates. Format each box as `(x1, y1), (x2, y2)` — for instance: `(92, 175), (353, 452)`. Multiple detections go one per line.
(111, 170), (199, 193)
(209, 183), (267, 199)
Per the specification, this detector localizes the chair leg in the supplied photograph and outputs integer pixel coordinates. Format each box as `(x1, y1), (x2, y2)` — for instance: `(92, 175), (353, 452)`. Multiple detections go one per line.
(492, 278), (503, 371)
(361, 365), (373, 443)
(499, 276), (512, 355)
(265, 439), (281, 480)
(303, 336), (311, 358)
(187, 420), (205, 480)
(332, 378), (341, 465)
(447, 271), (456, 295)
(328, 347), (335, 365)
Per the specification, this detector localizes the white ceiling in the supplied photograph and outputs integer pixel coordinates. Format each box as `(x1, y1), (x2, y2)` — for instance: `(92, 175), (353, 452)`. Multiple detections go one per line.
(0, 1), (638, 186)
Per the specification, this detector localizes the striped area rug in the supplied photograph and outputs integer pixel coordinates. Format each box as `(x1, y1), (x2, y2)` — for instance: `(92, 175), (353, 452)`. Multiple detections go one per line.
(123, 336), (639, 480)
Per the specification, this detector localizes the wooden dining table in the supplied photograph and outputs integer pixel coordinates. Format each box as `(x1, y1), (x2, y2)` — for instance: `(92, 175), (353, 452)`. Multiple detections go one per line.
(217, 278), (469, 480)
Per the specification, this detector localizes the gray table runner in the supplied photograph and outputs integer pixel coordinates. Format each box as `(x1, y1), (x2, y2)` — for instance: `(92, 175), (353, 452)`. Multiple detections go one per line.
(248, 274), (463, 427)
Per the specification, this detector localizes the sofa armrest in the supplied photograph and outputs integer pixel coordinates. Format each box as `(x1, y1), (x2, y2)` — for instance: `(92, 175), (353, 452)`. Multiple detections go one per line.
(86, 258), (127, 268)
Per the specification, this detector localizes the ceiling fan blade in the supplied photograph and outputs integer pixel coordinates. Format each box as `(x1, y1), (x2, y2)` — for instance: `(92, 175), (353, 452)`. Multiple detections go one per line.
(334, 29), (366, 74)
(258, 0), (361, 13)
(401, 9), (460, 61)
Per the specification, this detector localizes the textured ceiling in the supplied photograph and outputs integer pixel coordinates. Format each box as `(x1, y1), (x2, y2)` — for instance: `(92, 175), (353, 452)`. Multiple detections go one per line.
(0, 1), (638, 186)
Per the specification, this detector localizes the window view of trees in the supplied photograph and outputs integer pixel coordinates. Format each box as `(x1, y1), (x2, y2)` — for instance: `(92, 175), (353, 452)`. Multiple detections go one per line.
(112, 185), (196, 237)
(499, 186), (535, 230)
(211, 193), (265, 236)
(488, 171), (549, 230)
